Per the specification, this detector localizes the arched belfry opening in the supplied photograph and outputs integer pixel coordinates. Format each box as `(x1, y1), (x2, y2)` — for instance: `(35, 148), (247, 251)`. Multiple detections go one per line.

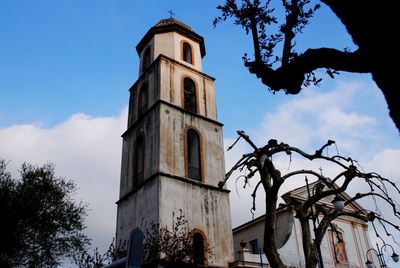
(186, 128), (201, 181)
(141, 46), (151, 73)
(138, 83), (148, 117)
(133, 135), (145, 188)
(183, 77), (197, 113)
(182, 42), (193, 64)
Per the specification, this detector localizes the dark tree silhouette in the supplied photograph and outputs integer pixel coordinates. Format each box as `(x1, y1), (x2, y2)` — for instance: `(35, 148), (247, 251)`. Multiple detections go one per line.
(214, 0), (399, 131)
(219, 131), (400, 268)
(0, 159), (89, 267)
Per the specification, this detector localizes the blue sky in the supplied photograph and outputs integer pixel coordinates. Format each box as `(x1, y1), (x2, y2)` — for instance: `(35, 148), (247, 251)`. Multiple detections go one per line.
(0, 0), (356, 131)
(1, 0), (399, 263)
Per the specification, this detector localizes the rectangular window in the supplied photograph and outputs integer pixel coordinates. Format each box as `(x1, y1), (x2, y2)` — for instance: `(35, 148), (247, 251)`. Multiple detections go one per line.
(249, 239), (260, 254)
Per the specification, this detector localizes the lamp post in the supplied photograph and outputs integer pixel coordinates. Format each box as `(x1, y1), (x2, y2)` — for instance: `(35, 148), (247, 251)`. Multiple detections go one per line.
(305, 177), (324, 268)
(331, 195), (345, 211)
(365, 243), (399, 268)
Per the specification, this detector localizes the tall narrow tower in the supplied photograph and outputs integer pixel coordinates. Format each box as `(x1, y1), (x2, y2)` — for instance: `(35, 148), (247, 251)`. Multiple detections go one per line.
(116, 18), (234, 267)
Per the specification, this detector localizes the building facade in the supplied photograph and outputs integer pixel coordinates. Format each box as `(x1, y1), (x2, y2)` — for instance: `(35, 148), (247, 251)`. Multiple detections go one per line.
(115, 18), (234, 267)
(231, 182), (378, 268)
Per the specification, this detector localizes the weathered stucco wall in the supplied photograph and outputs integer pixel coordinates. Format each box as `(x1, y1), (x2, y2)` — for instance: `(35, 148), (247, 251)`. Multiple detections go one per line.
(159, 57), (217, 120)
(138, 31), (203, 75)
(119, 98), (225, 198)
(138, 36), (155, 76)
(116, 174), (235, 267)
(128, 63), (160, 127)
(116, 177), (160, 244)
(119, 106), (160, 198)
(159, 176), (234, 267)
(159, 102), (225, 186)
(154, 32), (203, 71)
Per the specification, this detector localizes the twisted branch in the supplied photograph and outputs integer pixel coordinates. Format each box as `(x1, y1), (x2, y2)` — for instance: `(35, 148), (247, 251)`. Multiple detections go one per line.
(221, 131), (399, 268)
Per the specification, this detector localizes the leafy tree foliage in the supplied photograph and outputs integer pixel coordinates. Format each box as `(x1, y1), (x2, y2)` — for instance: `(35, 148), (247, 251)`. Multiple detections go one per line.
(142, 211), (212, 268)
(0, 159), (89, 267)
(220, 131), (400, 268)
(214, 0), (399, 131)
(73, 239), (127, 268)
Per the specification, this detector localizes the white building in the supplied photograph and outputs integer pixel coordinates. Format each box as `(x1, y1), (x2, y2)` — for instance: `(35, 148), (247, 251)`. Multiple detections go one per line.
(231, 181), (379, 268)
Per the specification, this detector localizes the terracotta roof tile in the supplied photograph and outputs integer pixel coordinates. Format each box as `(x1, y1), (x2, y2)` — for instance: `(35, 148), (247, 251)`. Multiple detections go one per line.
(155, 18), (192, 31)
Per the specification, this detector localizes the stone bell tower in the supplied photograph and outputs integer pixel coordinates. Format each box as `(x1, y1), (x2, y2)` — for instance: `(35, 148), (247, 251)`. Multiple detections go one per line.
(116, 18), (234, 267)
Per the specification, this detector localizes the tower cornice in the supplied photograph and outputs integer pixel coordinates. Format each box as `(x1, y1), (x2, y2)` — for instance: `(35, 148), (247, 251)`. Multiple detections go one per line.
(129, 54), (215, 94)
(136, 18), (206, 57)
(121, 100), (223, 138)
(130, 55), (215, 94)
(116, 171), (230, 205)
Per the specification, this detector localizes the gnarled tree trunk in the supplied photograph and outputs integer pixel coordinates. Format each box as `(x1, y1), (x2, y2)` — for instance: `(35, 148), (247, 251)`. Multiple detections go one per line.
(263, 194), (287, 268)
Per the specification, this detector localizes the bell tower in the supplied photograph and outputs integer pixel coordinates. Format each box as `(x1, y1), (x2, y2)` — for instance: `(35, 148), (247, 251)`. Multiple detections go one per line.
(116, 18), (234, 266)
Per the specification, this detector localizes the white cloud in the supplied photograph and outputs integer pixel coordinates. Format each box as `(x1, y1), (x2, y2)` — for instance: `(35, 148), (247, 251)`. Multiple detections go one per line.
(364, 149), (400, 178)
(252, 80), (382, 153)
(1, 78), (399, 256)
(224, 78), (400, 250)
(0, 107), (128, 253)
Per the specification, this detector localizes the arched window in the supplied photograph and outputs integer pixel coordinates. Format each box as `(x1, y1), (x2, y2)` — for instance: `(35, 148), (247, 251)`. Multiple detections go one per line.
(183, 77), (197, 113)
(133, 135), (145, 188)
(141, 47), (151, 72)
(128, 92), (135, 125)
(193, 232), (205, 265)
(138, 84), (148, 117)
(182, 42), (193, 64)
(186, 129), (201, 180)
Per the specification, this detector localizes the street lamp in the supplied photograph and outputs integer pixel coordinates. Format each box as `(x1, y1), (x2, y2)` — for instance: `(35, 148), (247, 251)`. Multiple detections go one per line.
(365, 243), (399, 268)
(305, 177), (325, 268)
(331, 195), (345, 211)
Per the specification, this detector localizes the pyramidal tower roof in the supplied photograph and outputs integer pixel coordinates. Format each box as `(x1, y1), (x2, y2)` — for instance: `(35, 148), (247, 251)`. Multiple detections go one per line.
(154, 18), (192, 30)
(136, 18), (206, 57)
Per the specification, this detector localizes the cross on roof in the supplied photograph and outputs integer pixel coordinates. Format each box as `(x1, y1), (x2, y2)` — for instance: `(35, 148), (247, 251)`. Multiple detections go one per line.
(167, 10), (175, 18)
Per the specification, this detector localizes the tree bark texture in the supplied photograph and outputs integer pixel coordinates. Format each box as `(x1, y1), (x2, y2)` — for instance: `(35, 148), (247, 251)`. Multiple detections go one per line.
(298, 216), (318, 268)
(263, 193), (287, 268)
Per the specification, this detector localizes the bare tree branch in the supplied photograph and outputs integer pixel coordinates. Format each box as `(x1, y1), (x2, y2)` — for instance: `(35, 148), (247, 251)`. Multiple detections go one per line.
(245, 48), (371, 94)
(215, 0), (400, 130)
(222, 131), (399, 268)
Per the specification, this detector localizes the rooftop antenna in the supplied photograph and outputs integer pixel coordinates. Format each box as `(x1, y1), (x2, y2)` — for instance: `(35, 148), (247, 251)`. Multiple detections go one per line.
(167, 10), (175, 19)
